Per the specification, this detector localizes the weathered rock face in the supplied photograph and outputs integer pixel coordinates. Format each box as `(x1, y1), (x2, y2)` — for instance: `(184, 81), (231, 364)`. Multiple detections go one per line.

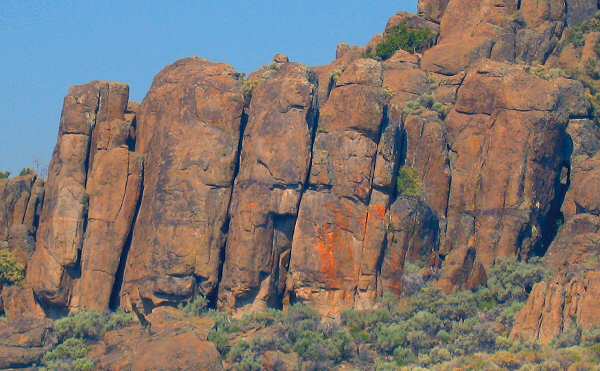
(89, 307), (223, 370)
(512, 272), (600, 344)
(122, 58), (245, 310)
(25, 81), (141, 314)
(3, 2), (600, 353)
(421, 0), (600, 75)
(437, 60), (587, 291)
(286, 58), (393, 315)
(418, 0), (449, 23)
(0, 174), (44, 264)
(512, 100), (600, 343)
(0, 318), (56, 369)
(562, 119), (600, 218)
(218, 63), (317, 312)
(379, 198), (439, 296)
(0, 174), (44, 314)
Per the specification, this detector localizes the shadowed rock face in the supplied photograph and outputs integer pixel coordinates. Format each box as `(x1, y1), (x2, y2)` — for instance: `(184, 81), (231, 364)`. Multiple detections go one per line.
(3, 0), (600, 351)
(121, 58), (246, 310)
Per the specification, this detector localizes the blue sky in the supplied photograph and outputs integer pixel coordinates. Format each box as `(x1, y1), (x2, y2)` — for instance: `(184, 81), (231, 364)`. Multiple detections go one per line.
(0, 0), (416, 176)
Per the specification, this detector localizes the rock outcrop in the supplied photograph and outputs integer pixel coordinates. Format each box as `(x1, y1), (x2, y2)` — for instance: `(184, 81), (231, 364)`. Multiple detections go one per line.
(0, 174), (44, 314)
(3, 0), (600, 352)
(0, 174), (44, 263)
(24, 81), (141, 315)
(89, 307), (223, 370)
(218, 62), (317, 312)
(0, 318), (56, 369)
(121, 58), (245, 311)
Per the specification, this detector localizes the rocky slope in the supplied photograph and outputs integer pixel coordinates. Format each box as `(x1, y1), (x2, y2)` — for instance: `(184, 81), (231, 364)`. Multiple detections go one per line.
(3, 0), (600, 368)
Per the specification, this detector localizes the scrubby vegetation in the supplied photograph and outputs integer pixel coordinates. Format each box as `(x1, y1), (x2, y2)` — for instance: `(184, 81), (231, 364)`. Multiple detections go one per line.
(396, 167), (423, 198)
(366, 22), (436, 60)
(40, 310), (134, 370)
(18, 167), (34, 176)
(565, 12), (600, 48)
(42, 338), (94, 371)
(178, 294), (209, 316)
(402, 92), (451, 120)
(190, 258), (600, 370)
(0, 170), (9, 179)
(527, 64), (569, 81)
(22, 260), (598, 369)
(0, 249), (25, 286)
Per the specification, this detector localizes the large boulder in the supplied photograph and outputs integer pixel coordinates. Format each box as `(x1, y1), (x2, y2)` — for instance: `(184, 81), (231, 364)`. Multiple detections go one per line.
(122, 58), (245, 310)
(218, 63), (317, 312)
(89, 307), (222, 370)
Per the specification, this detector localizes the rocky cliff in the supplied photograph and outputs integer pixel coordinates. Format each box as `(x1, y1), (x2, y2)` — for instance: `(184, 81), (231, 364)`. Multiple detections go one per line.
(3, 1), (600, 365)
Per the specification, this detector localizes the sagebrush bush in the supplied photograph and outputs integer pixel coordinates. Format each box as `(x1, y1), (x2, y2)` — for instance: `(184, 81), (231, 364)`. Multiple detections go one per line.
(198, 259), (597, 369)
(486, 257), (547, 303)
(42, 337), (93, 371)
(55, 310), (133, 341)
(0, 249), (25, 285)
(178, 294), (208, 316)
(565, 12), (600, 47)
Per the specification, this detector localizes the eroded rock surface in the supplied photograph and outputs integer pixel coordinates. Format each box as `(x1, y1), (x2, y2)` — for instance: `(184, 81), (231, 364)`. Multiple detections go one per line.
(218, 63), (317, 312)
(122, 58), (245, 310)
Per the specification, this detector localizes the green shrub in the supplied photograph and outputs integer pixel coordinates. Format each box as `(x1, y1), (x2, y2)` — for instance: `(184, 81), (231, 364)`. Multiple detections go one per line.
(367, 23), (436, 60)
(402, 93), (450, 120)
(0, 171), (9, 179)
(396, 167), (423, 197)
(54, 310), (133, 341)
(18, 167), (34, 176)
(486, 258), (547, 304)
(0, 249), (25, 285)
(566, 12), (600, 47)
(42, 337), (93, 370)
(178, 295), (208, 316)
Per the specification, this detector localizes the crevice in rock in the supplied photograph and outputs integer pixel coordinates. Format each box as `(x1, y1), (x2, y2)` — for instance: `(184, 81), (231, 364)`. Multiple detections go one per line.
(285, 77), (320, 306)
(270, 214), (297, 309)
(530, 132), (573, 258)
(210, 104), (250, 309)
(109, 163), (145, 311)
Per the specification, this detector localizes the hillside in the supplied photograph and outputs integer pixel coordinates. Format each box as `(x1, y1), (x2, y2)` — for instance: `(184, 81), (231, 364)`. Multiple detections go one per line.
(2, 0), (600, 369)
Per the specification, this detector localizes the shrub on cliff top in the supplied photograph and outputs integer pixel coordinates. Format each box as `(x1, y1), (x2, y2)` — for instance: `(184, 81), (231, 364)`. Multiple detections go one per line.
(0, 171), (9, 179)
(18, 167), (34, 176)
(367, 22), (436, 60)
(0, 249), (25, 285)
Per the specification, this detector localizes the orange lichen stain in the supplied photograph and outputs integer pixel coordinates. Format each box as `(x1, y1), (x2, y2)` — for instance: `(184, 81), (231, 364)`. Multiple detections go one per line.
(366, 204), (386, 224)
(316, 224), (338, 284)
